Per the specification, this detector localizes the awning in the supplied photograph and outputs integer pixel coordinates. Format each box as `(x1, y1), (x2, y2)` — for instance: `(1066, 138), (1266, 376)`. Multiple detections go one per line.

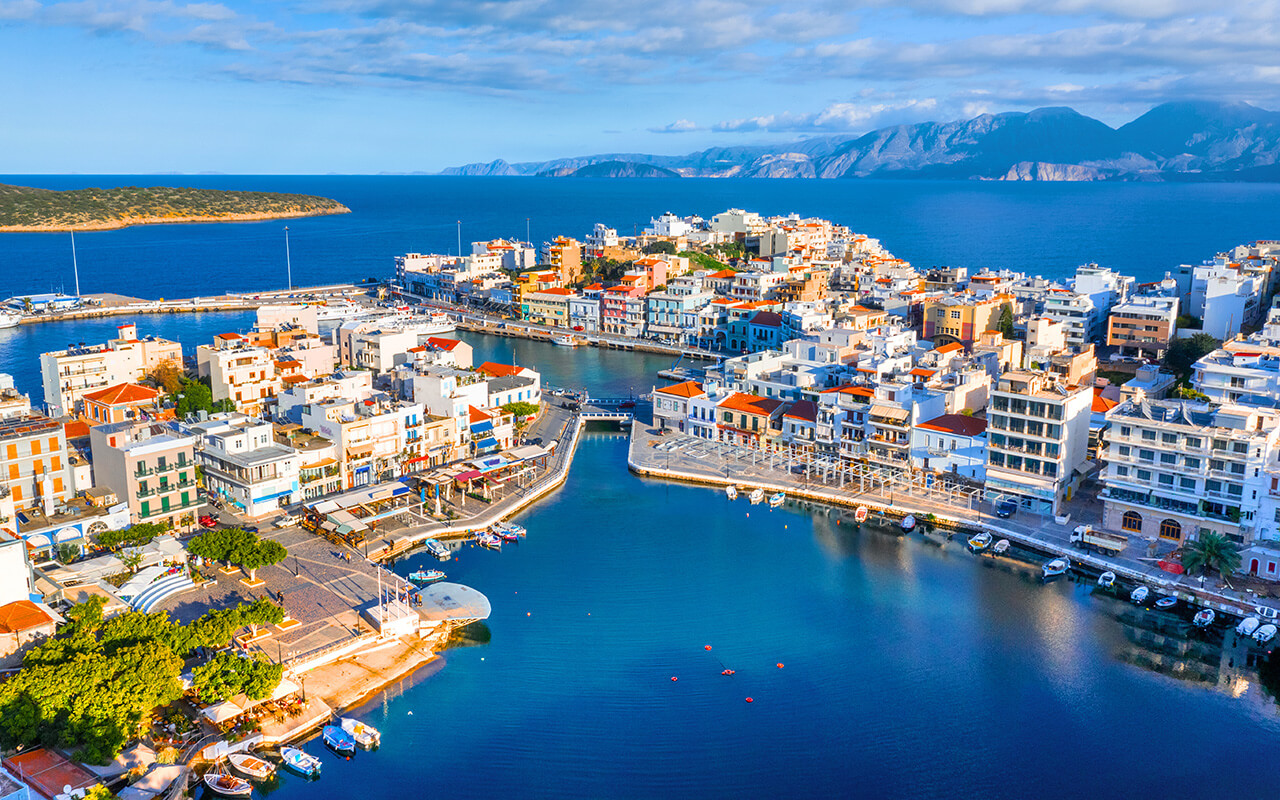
(508, 444), (551, 461)
(869, 405), (909, 422)
(201, 700), (244, 724)
(454, 469), (482, 482)
(475, 437), (500, 450)
(470, 420), (494, 434)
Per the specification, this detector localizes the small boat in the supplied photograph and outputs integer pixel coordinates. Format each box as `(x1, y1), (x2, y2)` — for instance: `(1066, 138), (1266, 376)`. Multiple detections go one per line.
(1253, 623), (1278, 644)
(0, 312), (20, 330)
(323, 724), (356, 755)
(1154, 595), (1178, 610)
(1193, 609), (1216, 628)
(495, 521), (526, 538)
(1237, 616), (1262, 636)
(1042, 558), (1069, 578)
(203, 772), (253, 797)
(854, 506), (868, 523)
(477, 531), (502, 549)
(552, 334), (578, 347)
(1130, 585), (1150, 605)
(725, 485), (738, 501)
(1097, 571), (1116, 589)
(340, 717), (381, 748)
(425, 539), (451, 561)
(227, 753), (276, 781)
(492, 527), (519, 543)
(408, 569), (445, 584)
(992, 539), (1010, 555)
(967, 532), (992, 552)
(280, 746), (321, 777)
(900, 515), (917, 532)
(768, 492), (785, 508)
(748, 488), (765, 505)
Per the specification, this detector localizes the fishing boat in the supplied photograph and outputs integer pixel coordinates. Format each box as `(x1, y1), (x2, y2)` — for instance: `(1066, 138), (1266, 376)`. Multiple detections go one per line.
(495, 521), (526, 538)
(853, 506), (868, 523)
(1130, 585), (1150, 605)
(1253, 623), (1278, 644)
(552, 334), (578, 347)
(477, 531), (502, 549)
(725, 485), (738, 501)
(322, 724), (356, 755)
(749, 488), (765, 505)
(992, 539), (1011, 555)
(1154, 595), (1178, 610)
(425, 539), (451, 561)
(1193, 609), (1216, 628)
(408, 569), (445, 584)
(900, 515), (917, 532)
(1237, 616), (1262, 636)
(768, 492), (785, 508)
(227, 753), (276, 781)
(203, 772), (253, 797)
(1042, 558), (1069, 578)
(340, 717), (381, 748)
(1097, 571), (1116, 589)
(280, 746), (321, 777)
(492, 527), (519, 543)
(967, 532), (992, 552)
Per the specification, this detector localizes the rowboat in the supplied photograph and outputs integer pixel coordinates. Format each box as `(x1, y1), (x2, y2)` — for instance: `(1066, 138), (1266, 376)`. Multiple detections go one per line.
(227, 752), (275, 781)
(967, 532), (992, 552)
(203, 772), (253, 797)
(725, 485), (738, 500)
(768, 492), (785, 508)
(1237, 616), (1262, 636)
(408, 569), (445, 584)
(1097, 571), (1116, 589)
(425, 539), (451, 561)
(323, 724), (356, 755)
(1130, 585), (1150, 605)
(1254, 623), (1278, 644)
(340, 717), (381, 748)
(1193, 609), (1215, 628)
(477, 531), (502, 549)
(280, 746), (321, 777)
(853, 506), (868, 523)
(900, 515), (917, 532)
(749, 488), (765, 505)
(1042, 558), (1069, 578)
(1154, 595), (1178, 610)
(992, 539), (1010, 555)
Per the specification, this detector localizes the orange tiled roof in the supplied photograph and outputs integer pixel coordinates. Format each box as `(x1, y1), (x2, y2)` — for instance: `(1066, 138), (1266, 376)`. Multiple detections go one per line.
(656, 381), (704, 398)
(0, 600), (53, 634)
(427, 337), (463, 351)
(719, 392), (784, 416)
(935, 343), (964, 354)
(83, 383), (159, 405)
(478, 362), (522, 378)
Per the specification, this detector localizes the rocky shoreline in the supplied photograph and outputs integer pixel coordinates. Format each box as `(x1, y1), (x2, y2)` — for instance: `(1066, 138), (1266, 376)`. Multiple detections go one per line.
(0, 205), (351, 233)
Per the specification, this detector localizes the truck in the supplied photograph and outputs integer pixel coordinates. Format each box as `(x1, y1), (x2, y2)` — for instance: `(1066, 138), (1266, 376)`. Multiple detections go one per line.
(1070, 525), (1127, 555)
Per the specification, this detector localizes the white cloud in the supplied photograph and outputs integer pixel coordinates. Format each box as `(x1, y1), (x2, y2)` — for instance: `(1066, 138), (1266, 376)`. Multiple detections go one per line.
(648, 119), (699, 133)
(714, 98), (939, 133)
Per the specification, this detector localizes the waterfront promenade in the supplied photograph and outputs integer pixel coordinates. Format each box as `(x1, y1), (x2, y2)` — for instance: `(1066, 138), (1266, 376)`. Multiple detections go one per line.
(15, 282), (368, 324)
(625, 415), (1280, 619)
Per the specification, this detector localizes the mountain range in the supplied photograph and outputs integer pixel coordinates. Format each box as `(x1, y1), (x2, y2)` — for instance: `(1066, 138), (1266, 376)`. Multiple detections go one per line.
(443, 102), (1280, 182)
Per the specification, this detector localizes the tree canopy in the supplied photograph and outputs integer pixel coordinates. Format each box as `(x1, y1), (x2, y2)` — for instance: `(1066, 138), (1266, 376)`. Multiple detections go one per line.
(502, 401), (540, 419)
(174, 377), (235, 419)
(998, 304), (1015, 338)
(191, 651), (283, 703)
(1181, 532), (1242, 578)
(644, 240), (677, 255)
(1165, 333), (1221, 384)
(95, 522), (165, 553)
(188, 528), (288, 577)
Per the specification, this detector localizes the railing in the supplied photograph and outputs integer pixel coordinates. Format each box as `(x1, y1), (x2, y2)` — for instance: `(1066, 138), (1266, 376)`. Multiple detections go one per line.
(135, 461), (188, 476)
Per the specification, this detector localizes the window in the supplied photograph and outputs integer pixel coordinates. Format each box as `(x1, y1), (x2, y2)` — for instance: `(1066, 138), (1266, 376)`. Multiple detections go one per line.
(1207, 479), (1222, 493)
(1137, 469), (1152, 481)
(1184, 457), (1200, 469)
(1158, 474), (1175, 486)
(1160, 454), (1177, 465)
(1142, 431), (1157, 442)
(1159, 519), (1182, 541)
(1118, 445), (1131, 457)
(950, 310), (961, 319)
(1233, 442), (1248, 455)
(1180, 477), (1196, 491)
(1185, 437), (1202, 449)
(1138, 449), (1155, 462)
(1115, 466), (1129, 476)
(1122, 511), (1143, 532)
(1161, 433), (1177, 445)
(1120, 426), (1131, 437)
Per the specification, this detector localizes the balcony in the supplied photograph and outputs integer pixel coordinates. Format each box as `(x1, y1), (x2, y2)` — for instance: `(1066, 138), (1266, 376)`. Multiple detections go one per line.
(134, 461), (188, 477)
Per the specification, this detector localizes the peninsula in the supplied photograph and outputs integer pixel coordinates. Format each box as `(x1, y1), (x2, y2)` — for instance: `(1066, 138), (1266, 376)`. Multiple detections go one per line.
(0, 182), (351, 232)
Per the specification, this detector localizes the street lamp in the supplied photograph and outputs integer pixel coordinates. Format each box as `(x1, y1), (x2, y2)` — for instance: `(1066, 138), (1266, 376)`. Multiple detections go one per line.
(283, 226), (293, 291)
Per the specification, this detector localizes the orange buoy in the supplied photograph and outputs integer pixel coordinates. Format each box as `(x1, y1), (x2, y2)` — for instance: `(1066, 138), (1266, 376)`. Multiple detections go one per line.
(777, 663), (784, 669)
(745, 697), (753, 703)
(704, 645), (712, 651)
(671, 676), (678, 682)
(527, 612), (531, 616)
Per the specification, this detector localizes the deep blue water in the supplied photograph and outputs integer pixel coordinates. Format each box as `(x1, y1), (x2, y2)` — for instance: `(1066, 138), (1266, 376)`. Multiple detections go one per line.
(3, 176), (1279, 301)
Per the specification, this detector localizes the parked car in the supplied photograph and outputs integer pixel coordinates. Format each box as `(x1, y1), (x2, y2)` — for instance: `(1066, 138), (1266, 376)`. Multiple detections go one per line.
(199, 515), (218, 528)
(995, 500), (1018, 519)
(572, 326), (585, 332)
(242, 525), (259, 534)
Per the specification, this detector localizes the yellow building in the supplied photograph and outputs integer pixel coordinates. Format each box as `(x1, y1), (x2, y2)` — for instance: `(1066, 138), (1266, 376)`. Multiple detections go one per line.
(524, 287), (574, 327)
(922, 293), (1009, 346)
(539, 237), (583, 284)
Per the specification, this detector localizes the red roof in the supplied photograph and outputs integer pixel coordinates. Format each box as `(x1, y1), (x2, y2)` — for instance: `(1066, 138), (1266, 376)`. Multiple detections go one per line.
(0, 600), (54, 634)
(655, 381), (704, 398)
(909, 368), (936, 378)
(537, 287), (574, 296)
(478, 362), (522, 378)
(63, 420), (90, 440)
(935, 343), (964, 354)
(1092, 388), (1119, 413)
(427, 336), (463, 351)
(783, 400), (817, 422)
(216, 332), (242, 340)
(917, 414), (987, 437)
(468, 405), (493, 424)
(719, 392), (784, 416)
(83, 382), (159, 405)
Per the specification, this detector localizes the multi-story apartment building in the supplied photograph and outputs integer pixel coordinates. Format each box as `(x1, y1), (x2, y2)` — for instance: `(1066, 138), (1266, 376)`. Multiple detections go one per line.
(911, 414), (988, 480)
(186, 414), (301, 519)
(922, 293), (1008, 347)
(40, 323), (182, 417)
(1107, 295), (1179, 360)
(539, 236), (583, 284)
(333, 319), (419, 374)
(569, 287), (602, 332)
(1187, 256), (1267, 340)
(985, 371), (1093, 515)
(524, 287), (574, 327)
(276, 428), (344, 502)
(652, 381), (705, 433)
(196, 335), (280, 417)
(80, 383), (164, 425)
(89, 421), (198, 528)
(1100, 400), (1279, 550)
(1043, 290), (1098, 350)
(1192, 310), (1280, 407)
(0, 414), (71, 512)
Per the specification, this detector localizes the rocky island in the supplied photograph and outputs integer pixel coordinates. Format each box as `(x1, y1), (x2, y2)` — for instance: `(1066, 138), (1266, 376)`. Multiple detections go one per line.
(0, 182), (351, 232)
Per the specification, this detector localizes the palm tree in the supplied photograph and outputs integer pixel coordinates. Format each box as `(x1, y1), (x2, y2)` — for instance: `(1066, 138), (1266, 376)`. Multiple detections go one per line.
(1181, 532), (1242, 583)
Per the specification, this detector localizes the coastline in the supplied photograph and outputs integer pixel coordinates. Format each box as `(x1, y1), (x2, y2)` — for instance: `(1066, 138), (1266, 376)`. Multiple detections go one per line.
(0, 206), (350, 233)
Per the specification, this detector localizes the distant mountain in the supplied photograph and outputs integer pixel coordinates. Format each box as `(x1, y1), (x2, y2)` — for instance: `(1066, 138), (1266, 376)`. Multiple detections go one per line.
(442, 102), (1280, 182)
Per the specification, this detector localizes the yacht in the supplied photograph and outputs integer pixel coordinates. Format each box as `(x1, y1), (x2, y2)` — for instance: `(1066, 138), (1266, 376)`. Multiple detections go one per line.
(314, 300), (372, 322)
(0, 311), (20, 329)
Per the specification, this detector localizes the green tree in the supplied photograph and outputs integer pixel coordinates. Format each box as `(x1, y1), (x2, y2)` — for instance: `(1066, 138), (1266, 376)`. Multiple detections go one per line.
(998, 303), (1015, 338)
(191, 651), (283, 703)
(96, 522), (164, 553)
(1165, 332), (1221, 384)
(57, 542), (80, 564)
(1181, 532), (1242, 580)
(644, 240), (677, 255)
(174, 379), (214, 418)
(502, 401), (540, 419)
(188, 528), (288, 581)
(118, 548), (144, 574)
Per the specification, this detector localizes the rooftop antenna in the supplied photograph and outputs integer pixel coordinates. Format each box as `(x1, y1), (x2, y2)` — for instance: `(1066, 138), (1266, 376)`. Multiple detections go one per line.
(70, 231), (80, 296)
(456, 220), (462, 260)
(526, 217), (530, 246)
(284, 226), (293, 291)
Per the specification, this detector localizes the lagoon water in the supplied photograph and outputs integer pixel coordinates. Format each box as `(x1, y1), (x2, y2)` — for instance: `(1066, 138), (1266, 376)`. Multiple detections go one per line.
(4, 177), (1280, 796)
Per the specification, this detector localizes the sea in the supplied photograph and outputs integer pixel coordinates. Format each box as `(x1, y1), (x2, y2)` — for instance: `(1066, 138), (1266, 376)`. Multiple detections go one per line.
(4, 176), (1280, 798)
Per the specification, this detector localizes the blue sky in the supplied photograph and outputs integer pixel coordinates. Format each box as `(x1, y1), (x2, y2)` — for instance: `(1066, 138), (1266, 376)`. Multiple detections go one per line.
(1, 0), (1275, 173)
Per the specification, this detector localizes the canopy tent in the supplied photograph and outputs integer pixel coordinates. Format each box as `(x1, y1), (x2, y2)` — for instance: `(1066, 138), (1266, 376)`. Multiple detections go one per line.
(201, 700), (244, 724)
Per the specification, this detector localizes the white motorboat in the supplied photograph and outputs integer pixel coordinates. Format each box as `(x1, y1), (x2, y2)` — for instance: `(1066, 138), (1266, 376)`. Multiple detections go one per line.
(425, 539), (451, 561)
(1193, 609), (1215, 628)
(853, 506), (868, 523)
(1042, 558), (1069, 578)
(0, 311), (20, 329)
(768, 492), (785, 508)
(280, 746), (321, 777)
(227, 753), (276, 781)
(340, 717), (381, 748)
(494, 521), (526, 538)
(992, 539), (1011, 555)
(725, 485), (738, 501)
(1097, 571), (1116, 589)
(900, 515), (917, 532)
(552, 334), (578, 347)
(477, 531), (502, 549)
(967, 532), (993, 552)
(1130, 585), (1150, 605)
(203, 772), (252, 797)
(749, 488), (765, 505)
(1253, 623), (1278, 644)
(314, 300), (372, 322)
(1237, 616), (1262, 637)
